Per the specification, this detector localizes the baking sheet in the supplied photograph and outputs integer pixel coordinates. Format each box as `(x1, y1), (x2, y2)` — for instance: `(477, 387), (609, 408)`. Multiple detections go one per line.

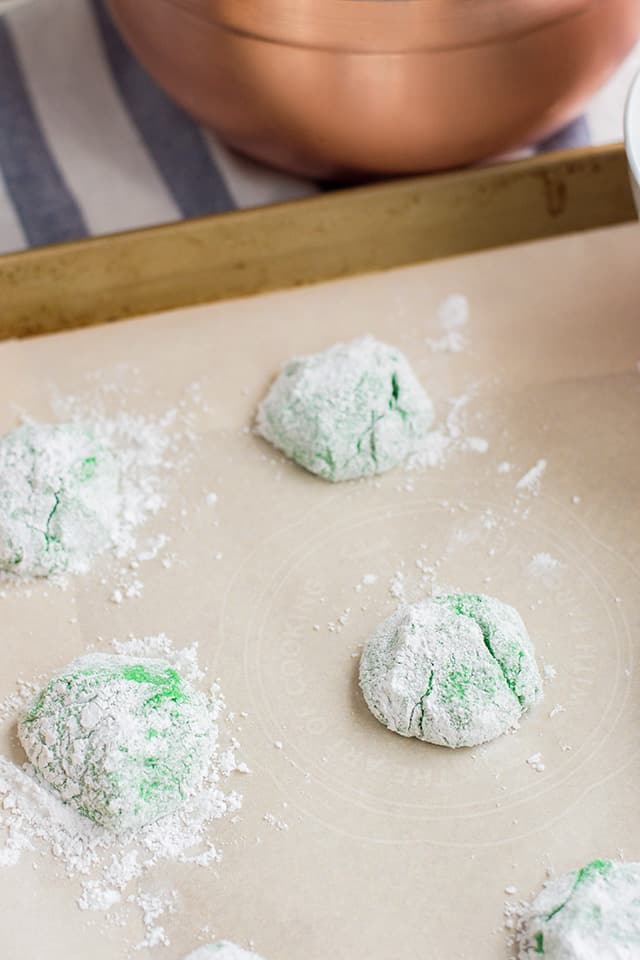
(1, 222), (640, 960)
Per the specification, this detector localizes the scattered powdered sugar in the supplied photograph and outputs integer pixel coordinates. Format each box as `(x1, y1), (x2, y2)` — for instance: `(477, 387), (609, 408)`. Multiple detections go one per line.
(0, 635), (246, 950)
(354, 573), (378, 593)
(78, 881), (122, 911)
(504, 895), (524, 950)
(526, 752), (545, 773)
(0, 677), (41, 726)
(327, 608), (351, 633)
(131, 891), (177, 950)
(528, 552), (561, 576)
(263, 813), (289, 832)
(406, 389), (489, 471)
(437, 294), (470, 330)
(427, 331), (468, 354)
(405, 428), (453, 470)
(464, 436), (490, 454)
(516, 459), (548, 495)
(184, 943), (266, 960)
(110, 580), (142, 604)
(427, 294), (470, 353)
(389, 568), (406, 602)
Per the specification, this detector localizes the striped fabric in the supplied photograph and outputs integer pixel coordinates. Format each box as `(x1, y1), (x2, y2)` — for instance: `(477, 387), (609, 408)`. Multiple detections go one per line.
(0, 0), (638, 255)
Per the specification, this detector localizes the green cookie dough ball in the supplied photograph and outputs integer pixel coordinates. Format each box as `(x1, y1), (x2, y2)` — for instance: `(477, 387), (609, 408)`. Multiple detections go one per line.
(256, 336), (434, 481)
(19, 654), (215, 832)
(359, 592), (542, 748)
(185, 943), (266, 960)
(519, 860), (640, 959)
(0, 422), (119, 577)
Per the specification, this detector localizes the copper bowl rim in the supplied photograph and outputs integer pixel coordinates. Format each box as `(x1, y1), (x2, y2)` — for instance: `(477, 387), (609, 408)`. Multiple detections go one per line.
(624, 71), (640, 207)
(162, 0), (598, 53)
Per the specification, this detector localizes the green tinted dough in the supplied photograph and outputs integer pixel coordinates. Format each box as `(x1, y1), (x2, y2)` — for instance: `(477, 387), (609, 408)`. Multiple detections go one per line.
(519, 860), (640, 959)
(359, 593), (542, 748)
(0, 422), (118, 577)
(19, 654), (214, 832)
(256, 336), (434, 481)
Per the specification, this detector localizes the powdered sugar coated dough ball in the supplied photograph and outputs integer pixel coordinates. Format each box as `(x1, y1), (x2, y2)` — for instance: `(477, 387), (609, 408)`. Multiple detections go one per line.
(359, 593), (542, 748)
(19, 654), (215, 832)
(0, 422), (119, 577)
(256, 336), (434, 481)
(184, 943), (267, 960)
(518, 859), (640, 959)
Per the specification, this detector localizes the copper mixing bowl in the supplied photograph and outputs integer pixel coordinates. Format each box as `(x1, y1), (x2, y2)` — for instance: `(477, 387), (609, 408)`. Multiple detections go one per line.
(108, 0), (640, 179)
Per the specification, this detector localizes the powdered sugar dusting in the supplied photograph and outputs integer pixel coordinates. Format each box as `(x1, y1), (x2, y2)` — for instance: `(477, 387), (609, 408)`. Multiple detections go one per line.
(263, 813), (289, 832)
(406, 389), (489, 471)
(516, 459), (547, 495)
(526, 752), (545, 773)
(528, 552), (561, 576)
(427, 294), (470, 353)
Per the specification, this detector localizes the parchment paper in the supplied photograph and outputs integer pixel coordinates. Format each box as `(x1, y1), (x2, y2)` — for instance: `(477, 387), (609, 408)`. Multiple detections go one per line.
(1, 222), (640, 960)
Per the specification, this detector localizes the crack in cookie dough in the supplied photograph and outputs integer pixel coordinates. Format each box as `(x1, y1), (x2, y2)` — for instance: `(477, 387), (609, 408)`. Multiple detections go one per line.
(517, 860), (640, 958)
(440, 594), (528, 708)
(360, 593), (542, 748)
(256, 336), (434, 481)
(18, 654), (215, 832)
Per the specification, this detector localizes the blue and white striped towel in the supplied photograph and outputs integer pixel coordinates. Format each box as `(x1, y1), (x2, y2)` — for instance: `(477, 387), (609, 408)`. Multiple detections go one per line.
(0, 0), (638, 256)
